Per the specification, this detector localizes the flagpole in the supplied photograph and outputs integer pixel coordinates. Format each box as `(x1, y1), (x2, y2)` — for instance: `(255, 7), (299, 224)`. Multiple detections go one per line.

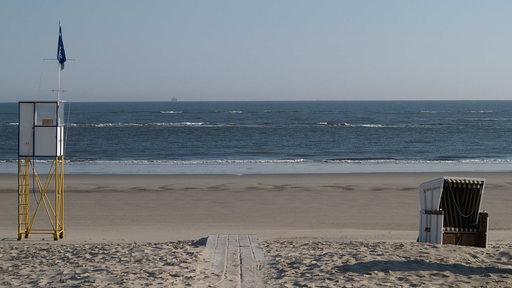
(57, 59), (61, 102)
(58, 21), (60, 102)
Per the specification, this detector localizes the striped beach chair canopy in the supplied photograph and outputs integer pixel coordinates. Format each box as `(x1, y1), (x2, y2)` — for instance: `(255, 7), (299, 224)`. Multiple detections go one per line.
(439, 177), (485, 231)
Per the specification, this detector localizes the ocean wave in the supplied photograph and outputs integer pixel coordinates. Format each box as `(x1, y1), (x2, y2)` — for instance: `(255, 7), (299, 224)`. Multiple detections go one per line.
(2, 158), (512, 175)
(468, 110), (493, 113)
(421, 110), (450, 113)
(317, 122), (392, 128)
(347, 123), (385, 128)
(81, 159), (308, 165)
(316, 121), (467, 129)
(14, 120), (497, 129)
(160, 110), (183, 114)
(65, 122), (277, 128)
(323, 158), (512, 165)
(3, 157), (512, 165)
(51, 158), (512, 166)
(153, 110), (253, 115)
(421, 110), (494, 114)
(167, 122), (204, 127)
(67, 122), (207, 128)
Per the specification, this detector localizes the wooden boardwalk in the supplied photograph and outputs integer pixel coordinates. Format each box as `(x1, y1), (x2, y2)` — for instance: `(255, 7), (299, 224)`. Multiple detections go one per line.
(206, 234), (265, 288)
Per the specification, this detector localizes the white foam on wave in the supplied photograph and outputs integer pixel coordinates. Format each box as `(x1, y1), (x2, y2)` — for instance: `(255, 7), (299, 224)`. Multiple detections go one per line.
(66, 122), (277, 128)
(343, 123), (387, 128)
(160, 110), (183, 114)
(1, 158), (512, 174)
(421, 110), (450, 113)
(468, 110), (493, 113)
(67, 122), (207, 128)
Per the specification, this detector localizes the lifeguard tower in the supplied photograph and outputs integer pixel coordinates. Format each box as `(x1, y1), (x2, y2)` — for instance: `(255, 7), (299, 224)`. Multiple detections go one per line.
(18, 101), (65, 240)
(17, 23), (68, 241)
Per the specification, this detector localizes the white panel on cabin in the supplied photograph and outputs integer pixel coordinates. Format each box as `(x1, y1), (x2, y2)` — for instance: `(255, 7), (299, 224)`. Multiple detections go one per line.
(19, 103), (34, 156)
(419, 178), (444, 211)
(34, 126), (58, 156)
(435, 215), (443, 243)
(418, 213), (443, 244)
(419, 214), (425, 242)
(57, 126), (64, 156)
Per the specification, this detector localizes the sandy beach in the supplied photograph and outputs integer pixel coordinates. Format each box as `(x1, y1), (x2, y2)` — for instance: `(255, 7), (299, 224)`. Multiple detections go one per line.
(1, 172), (512, 286)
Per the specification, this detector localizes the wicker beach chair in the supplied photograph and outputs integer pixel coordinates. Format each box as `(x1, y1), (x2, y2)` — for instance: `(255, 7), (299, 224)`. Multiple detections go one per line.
(418, 177), (488, 248)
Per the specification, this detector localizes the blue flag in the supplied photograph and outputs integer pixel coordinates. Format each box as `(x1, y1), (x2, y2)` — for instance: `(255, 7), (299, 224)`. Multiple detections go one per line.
(57, 23), (66, 70)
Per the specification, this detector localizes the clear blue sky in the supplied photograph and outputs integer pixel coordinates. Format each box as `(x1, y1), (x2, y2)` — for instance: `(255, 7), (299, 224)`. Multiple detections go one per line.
(1, 1), (512, 102)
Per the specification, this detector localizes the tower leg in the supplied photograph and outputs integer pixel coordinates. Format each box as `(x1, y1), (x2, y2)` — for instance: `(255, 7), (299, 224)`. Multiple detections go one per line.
(16, 156), (65, 241)
(54, 156), (65, 240)
(17, 157), (31, 240)
(54, 156), (59, 241)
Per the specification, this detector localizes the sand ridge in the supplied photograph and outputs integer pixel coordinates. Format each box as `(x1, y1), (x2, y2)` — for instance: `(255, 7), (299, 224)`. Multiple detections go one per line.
(263, 240), (512, 287)
(2, 240), (512, 287)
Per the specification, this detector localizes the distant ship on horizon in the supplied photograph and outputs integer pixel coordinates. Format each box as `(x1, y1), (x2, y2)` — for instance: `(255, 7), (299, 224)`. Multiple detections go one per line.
(171, 97), (178, 102)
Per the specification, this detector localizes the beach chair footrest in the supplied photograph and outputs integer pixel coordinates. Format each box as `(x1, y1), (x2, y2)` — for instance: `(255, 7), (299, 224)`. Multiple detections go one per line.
(442, 232), (487, 248)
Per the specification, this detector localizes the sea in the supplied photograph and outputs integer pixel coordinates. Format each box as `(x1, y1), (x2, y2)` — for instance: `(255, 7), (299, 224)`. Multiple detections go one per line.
(1, 100), (512, 174)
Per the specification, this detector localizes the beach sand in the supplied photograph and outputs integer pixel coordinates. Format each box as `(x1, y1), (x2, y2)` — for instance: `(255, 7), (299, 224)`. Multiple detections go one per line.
(1, 172), (512, 286)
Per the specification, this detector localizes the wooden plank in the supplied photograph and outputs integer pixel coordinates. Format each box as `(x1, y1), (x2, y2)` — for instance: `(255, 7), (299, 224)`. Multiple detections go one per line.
(211, 234), (228, 273)
(226, 234), (241, 287)
(239, 234), (254, 267)
(241, 245), (259, 287)
(205, 234), (265, 287)
(206, 234), (218, 259)
(249, 234), (265, 262)
(239, 234), (250, 247)
(242, 234), (264, 288)
(240, 245), (255, 265)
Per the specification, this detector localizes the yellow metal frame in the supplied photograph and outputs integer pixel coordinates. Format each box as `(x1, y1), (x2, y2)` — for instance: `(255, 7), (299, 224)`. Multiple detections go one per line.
(18, 156), (65, 241)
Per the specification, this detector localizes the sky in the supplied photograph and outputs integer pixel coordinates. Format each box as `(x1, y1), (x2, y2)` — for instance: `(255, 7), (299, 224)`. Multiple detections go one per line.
(1, 1), (512, 102)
